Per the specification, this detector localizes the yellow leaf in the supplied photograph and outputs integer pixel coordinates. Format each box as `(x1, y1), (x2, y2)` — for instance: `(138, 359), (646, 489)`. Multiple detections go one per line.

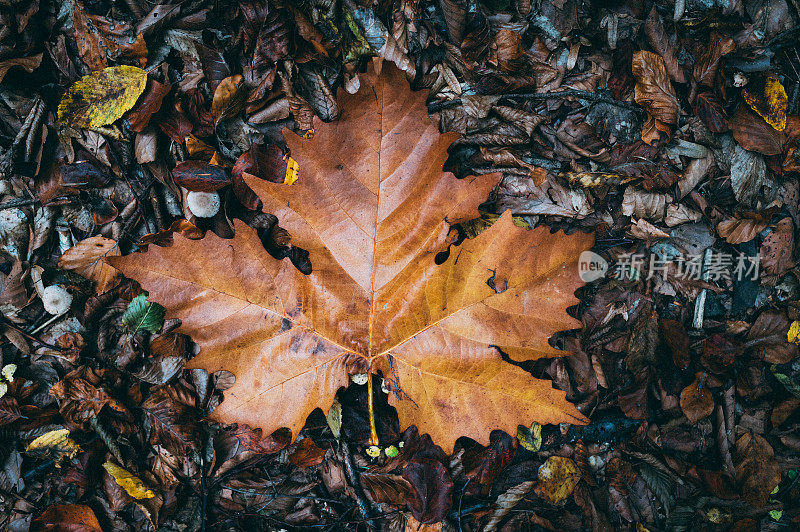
(517, 422), (542, 452)
(26, 429), (82, 462)
(58, 66), (148, 128)
(534, 456), (581, 503)
(103, 461), (156, 499)
(284, 155), (299, 185)
(788, 320), (800, 344)
(743, 76), (788, 131)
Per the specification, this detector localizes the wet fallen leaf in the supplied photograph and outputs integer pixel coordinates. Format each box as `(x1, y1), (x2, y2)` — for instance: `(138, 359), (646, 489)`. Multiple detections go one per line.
(31, 504), (102, 532)
(735, 432), (780, 507)
(212, 74), (246, 123)
(288, 437), (327, 467)
(25, 428), (83, 463)
(110, 64), (593, 452)
(103, 461), (156, 499)
(743, 75), (788, 131)
(58, 66), (148, 129)
(679, 373), (715, 423)
(534, 456), (581, 504)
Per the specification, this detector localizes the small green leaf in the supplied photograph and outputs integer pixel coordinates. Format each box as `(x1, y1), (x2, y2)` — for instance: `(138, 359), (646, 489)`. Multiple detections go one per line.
(385, 445), (399, 458)
(769, 509), (783, 521)
(122, 295), (165, 333)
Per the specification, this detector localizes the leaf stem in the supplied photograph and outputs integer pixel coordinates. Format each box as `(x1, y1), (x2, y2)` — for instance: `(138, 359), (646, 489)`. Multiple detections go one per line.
(367, 371), (379, 446)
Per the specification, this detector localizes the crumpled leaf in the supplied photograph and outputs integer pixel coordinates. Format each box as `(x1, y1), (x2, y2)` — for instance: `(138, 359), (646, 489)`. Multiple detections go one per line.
(110, 64), (592, 452)
(32, 504), (102, 532)
(103, 461), (156, 499)
(122, 295), (166, 334)
(73, 2), (147, 71)
(730, 143), (770, 209)
(743, 75), (788, 131)
(25, 429), (83, 464)
(534, 456), (581, 504)
(140, 385), (196, 456)
(632, 51), (679, 136)
(58, 236), (121, 294)
(58, 66), (148, 129)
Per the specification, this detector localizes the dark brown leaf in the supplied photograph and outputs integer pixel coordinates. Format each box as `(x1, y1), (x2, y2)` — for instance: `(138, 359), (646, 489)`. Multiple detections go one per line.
(402, 457), (454, 524)
(172, 161), (231, 192)
(126, 78), (171, 133)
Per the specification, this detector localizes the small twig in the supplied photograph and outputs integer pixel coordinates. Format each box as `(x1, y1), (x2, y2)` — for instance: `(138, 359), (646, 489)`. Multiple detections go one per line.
(1, 317), (66, 351)
(341, 442), (376, 530)
(0, 197), (40, 211)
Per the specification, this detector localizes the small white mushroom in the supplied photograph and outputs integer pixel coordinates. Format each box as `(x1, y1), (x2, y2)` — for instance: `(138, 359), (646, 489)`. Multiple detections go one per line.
(41, 285), (73, 315)
(186, 191), (221, 218)
(351, 373), (368, 385)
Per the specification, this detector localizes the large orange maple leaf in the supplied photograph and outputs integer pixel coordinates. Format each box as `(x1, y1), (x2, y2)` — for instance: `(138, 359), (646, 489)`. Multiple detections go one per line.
(111, 64), (593, 451)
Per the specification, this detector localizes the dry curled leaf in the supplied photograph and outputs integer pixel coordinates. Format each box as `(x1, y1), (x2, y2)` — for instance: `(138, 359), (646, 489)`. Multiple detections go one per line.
(110, 64), (592, 452)
(58, 236), (121, 294)
(58, 66), (148, 129)
(632, 51), (679, 137)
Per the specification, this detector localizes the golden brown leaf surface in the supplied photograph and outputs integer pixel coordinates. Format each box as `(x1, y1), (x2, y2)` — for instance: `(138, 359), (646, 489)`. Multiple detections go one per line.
(57, 66), (148, 128)
(110, 64), (593, 451)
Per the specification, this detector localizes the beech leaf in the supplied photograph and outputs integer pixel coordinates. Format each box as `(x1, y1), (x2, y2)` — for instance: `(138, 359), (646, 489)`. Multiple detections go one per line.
(57, 66), (148, 128)
(110, 64), (593, 452)
(122, 295), (166, 333)
(632, 51), (679, 131)
(103, 462), (156, 499)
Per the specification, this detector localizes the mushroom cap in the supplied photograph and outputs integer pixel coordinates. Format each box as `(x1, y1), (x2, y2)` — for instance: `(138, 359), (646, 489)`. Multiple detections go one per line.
(186, 191), (221, 218)
(42, 285), (73, 315)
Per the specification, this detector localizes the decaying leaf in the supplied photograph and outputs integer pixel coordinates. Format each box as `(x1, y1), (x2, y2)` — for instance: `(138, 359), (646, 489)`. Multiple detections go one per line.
(534, 456), (581, 504)
(103, 461), (156, 499)
(110, 64), (593, 452)
(57, 66), (148, 128)
(632, 51), (679, 127)
(58, 236), (121, 294)
(735, 433), (780, 507)
(743, 76), (788, 131)
(32, 504), (103, 532)
(25, 428), (83, 464)
(679, 373), (715, 424)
